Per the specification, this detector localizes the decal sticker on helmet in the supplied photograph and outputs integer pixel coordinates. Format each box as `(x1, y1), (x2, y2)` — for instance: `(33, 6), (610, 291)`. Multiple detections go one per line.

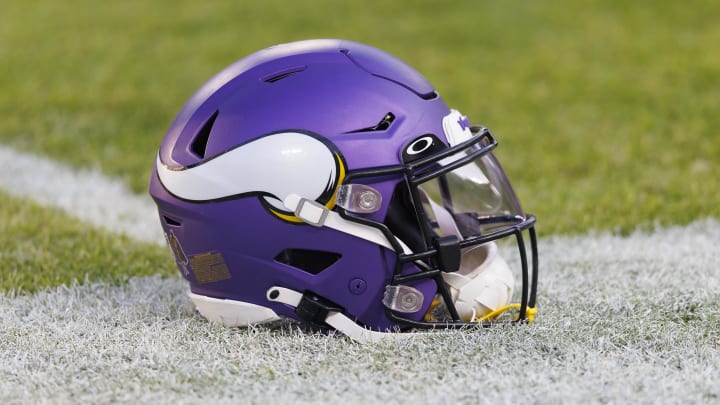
(407, 136), (435, 155)
(401, 134), (446, 163)
(442, 109), (473, 147)
(156, 131), (346, 222)
(165, 230), (189, 276)
(189, 251), (232, 284)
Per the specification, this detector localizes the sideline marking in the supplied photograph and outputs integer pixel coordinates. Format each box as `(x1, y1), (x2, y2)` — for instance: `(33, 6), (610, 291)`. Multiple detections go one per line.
(0, 145), (163, 244)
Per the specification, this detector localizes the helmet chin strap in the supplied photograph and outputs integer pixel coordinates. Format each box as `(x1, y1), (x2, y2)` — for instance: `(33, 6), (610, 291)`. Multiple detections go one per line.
(266, 286), (409, 344)
(277, 193), (520, 342)
(283, 194), (413, 254)
(280, 194), (440, 343)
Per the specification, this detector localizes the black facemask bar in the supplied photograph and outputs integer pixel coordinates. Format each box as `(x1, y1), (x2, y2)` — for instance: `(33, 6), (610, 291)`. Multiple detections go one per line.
(338, 127), (538, 329)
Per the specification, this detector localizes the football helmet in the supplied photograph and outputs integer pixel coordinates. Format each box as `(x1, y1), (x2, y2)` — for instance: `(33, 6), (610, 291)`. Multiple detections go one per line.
(149, 39), (538, 343)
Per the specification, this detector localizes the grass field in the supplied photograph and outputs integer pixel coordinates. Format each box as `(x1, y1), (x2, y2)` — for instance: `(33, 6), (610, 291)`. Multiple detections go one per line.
(1, 0), (719, 403)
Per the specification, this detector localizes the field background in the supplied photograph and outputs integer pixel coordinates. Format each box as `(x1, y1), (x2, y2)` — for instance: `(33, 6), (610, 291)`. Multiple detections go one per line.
(1, 0), (718, 403)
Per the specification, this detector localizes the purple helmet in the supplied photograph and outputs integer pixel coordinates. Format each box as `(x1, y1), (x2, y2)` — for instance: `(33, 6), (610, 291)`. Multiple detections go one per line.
(149, 39), (538, 342)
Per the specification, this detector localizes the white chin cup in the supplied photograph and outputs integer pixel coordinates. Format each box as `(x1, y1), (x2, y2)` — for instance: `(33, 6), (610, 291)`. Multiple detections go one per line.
(189, 292), (281, 326)
(441, 242), (514, 321)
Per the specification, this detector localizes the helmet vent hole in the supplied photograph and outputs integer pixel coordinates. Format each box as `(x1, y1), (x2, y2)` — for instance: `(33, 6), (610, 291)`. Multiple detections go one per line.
(163, 216), (182, 226)
(263, 65), (307, 83)
(346, 112), (395, 133)
(190, 110), (219, 159)
(274, 249), (341, 275)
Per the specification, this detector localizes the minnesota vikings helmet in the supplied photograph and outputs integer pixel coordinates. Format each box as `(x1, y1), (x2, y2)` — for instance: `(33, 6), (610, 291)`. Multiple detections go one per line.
(149, 39), (538, 343)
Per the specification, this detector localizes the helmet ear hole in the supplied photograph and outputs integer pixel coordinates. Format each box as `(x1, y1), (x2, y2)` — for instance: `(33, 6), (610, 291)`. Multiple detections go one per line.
(385, 183), (426, 253)
(190, 110), (219, 159)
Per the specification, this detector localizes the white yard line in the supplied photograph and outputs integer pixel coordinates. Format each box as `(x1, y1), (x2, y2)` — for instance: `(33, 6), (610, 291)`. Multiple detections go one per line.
(0, 145), (163, 244)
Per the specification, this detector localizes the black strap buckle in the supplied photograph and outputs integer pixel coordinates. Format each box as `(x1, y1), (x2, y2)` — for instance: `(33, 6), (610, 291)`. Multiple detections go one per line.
(295, 292), (343, 326)
(433, 235), (461, 272)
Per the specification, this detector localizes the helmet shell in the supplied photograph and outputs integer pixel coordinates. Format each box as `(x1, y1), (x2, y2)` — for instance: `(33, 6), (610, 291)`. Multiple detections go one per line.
(150, 39), (458, 330)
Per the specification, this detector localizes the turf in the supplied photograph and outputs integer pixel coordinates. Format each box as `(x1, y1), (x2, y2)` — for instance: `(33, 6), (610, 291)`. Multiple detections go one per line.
(2, 220), (718, 403)
(0, 192), (174, 293)
(1, 0), (719, 235)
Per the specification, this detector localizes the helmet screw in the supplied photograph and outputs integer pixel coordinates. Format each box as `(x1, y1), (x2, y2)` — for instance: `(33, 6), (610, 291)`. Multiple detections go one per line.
(400, 292), (419, 310)
(358, 191), (378, 210)
(348, 278), (367, 295)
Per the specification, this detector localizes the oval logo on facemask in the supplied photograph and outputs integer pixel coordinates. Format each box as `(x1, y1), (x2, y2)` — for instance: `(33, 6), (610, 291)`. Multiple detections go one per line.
(156, 131), (345, 222)
(406, 136), (435, 156)
(402, 134), (446, 163)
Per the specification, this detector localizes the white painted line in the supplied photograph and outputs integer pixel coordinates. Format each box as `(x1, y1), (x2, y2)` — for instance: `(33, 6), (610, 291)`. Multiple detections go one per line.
(0, 145), (163, 244)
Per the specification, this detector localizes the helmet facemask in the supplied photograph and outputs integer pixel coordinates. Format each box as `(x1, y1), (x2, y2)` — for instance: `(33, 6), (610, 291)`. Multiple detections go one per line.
(341, 125), (539, 328)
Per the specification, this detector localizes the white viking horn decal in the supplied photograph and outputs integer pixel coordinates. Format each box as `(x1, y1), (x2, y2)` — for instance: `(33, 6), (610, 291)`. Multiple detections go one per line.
(156, 132), (342, 215)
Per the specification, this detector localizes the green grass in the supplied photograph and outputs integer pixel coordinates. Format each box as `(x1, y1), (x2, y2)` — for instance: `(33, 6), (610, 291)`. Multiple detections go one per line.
(0, 192), (175, 293)
(1, 0), (718, 236)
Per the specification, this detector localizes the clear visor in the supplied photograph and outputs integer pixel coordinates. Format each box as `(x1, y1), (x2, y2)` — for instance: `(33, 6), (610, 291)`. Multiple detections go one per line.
(418, 151), (525, 239)
(416, 151), (527, 322)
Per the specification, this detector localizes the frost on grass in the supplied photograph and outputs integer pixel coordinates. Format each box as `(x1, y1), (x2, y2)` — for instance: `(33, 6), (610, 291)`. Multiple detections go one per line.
(1, 219), (719, 403)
